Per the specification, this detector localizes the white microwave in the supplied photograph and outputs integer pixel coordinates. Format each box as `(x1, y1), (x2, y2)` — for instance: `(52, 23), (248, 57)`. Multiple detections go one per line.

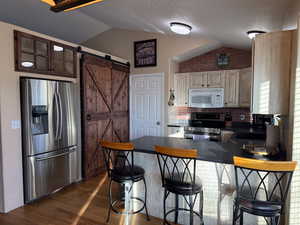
(189, 88), (224, 108)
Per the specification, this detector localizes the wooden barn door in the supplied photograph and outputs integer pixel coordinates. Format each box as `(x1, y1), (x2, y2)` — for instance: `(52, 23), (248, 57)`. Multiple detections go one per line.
(81, 55), (129, 179)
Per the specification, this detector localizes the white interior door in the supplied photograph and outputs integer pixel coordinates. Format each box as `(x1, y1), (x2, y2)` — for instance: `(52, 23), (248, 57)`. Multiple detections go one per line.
(130, 73), (164, 140)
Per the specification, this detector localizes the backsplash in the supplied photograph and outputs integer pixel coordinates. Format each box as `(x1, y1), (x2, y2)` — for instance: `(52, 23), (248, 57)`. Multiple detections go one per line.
(174, 107), (251, 122)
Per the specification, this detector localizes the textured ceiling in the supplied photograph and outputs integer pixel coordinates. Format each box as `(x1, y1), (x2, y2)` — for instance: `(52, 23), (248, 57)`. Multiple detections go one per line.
(78, 0), (294, 48)
(0, 0), (295, 47)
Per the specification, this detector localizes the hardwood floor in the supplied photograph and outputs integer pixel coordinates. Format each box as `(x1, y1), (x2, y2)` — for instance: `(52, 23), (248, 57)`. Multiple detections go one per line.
(0, 174), (163, 225)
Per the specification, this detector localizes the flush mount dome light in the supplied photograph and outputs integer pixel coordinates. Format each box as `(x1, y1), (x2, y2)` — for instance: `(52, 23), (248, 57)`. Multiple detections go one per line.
(53, 45), (64, 52)
(21, 62), (34, 68)
(247, 30), (266, 39)
(170, 22), (192, 35)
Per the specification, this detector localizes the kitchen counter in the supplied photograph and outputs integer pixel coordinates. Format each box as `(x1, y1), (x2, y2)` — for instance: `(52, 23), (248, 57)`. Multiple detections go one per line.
(131, 136), (284, 225)
(132, 136), (280, 164)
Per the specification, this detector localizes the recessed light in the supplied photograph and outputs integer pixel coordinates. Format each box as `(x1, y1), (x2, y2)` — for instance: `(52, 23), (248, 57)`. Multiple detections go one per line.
(170, 22), (192, 35)
(21, 62), (34, 68)
(53, 45), (64, 52)
(247, 30), (266, 39)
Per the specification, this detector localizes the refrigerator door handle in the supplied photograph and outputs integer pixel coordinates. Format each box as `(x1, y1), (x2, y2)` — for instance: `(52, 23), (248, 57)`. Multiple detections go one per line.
(54, 92), (60, 140)
(57, 91), (63, 139)
(35, 148), (76, 162)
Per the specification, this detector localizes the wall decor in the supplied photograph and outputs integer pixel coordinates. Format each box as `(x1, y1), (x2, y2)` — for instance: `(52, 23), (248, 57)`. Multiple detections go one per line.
(134, 39), (157, 67)
(217, 53), (230, 68)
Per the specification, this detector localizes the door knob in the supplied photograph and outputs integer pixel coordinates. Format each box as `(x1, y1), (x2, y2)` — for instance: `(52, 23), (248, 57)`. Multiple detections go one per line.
(86, 114), (91, 121)
(156, 121), (161, 125)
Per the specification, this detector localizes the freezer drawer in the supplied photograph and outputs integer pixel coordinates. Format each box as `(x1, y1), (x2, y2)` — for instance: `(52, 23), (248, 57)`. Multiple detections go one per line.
(24, 146), (79, 203)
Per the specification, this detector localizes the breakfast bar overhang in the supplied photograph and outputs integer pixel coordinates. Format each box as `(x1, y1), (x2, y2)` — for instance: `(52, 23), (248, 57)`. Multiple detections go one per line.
(129, 136), (284, 225)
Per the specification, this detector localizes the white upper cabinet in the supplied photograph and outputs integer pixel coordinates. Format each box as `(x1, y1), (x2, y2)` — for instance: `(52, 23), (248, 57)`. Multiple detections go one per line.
(174, 73), (190, 106)
(252, 30), (293, 115)
(224, 70), (239, 107)
(190, 72), (207, 88)
(239, 68), (252, 107)
(207, 71), (225, 88)
(174, 68), (252, 108)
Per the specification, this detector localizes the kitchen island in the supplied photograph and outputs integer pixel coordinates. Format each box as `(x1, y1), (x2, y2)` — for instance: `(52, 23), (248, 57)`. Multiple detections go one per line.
(130, 136), (283, 225)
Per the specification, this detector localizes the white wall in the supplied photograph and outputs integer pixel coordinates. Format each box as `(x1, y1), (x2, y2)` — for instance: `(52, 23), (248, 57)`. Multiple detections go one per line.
(283, 0), (300, 30)
(0, 21), (127, 213)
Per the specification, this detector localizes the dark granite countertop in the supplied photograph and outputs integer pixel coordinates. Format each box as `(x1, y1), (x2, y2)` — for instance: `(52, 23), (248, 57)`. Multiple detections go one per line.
(132, 136), (284, 165)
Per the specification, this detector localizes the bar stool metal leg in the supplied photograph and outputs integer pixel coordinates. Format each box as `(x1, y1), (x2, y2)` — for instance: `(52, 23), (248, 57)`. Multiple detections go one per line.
(124, 181), (132, 225)
(239, 211), (243, 225)
(106, 179), (113, 223)
(189, 195), (194, 225)
(175, 194), (179, 224)
(200, 190), (204, 225)
(232, 203), (238, 225)
(163, 189), (167, 225)
(142, 177), (150, 221)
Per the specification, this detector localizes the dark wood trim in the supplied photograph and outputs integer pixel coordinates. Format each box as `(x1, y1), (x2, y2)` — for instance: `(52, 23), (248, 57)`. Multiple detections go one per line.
(78, 47), (130, 68)
(82, 54), (112, 68)
(50, 41), (77, 78)
(112, 62), (130, 73)
(79, 55), (87, 179)
(14, 30), (77, 78)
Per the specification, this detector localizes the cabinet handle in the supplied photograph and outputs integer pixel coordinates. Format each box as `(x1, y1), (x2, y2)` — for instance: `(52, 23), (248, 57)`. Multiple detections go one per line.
(201, 84), (204, 87)
(207, 84), (210, 87)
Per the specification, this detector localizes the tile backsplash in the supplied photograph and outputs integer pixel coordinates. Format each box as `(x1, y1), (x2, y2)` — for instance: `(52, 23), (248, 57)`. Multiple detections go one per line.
(173, 107), (251, 122)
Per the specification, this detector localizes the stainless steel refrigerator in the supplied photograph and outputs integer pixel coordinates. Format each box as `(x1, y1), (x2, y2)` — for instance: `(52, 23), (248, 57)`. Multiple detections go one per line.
(20, 78), (80, 203)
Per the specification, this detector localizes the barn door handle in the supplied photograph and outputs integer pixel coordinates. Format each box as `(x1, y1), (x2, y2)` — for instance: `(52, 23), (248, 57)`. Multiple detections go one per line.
(86, 114), (92, 121)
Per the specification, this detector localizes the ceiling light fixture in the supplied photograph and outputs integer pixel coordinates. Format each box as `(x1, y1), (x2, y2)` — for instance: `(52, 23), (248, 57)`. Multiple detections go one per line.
(247, 30), (266, 39)
(41, 0), (103, 13)
(21, 62), (34, 68)
(53, 45), (64, 52)
(170, 22), (192, 35)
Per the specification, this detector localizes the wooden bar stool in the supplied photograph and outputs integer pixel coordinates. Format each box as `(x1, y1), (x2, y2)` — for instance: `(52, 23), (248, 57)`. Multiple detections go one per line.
(100, 141), (150, 224)
(155, 145), (204, 225)
(232, 156), (297, 225)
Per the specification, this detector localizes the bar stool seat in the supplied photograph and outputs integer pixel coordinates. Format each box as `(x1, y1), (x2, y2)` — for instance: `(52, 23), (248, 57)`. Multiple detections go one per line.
(165, 173), (203, 195)
(111, 166), (145, 183)
(237, 198), (281, 217)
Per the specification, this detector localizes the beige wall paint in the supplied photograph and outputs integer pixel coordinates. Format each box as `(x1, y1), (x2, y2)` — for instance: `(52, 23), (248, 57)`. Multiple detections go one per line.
(82, 28), (219, 127)
(0, 21), (127, 213)
(283, 0), (300, 30)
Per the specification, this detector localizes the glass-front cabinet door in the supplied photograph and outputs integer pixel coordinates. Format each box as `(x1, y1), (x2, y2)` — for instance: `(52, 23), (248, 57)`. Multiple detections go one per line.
(16, 32), (50, 73)
(51, 42), (76, 77)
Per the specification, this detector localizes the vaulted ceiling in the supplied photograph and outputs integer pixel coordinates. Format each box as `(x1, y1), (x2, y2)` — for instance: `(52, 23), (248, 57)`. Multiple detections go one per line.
(0, 0), (296, 48)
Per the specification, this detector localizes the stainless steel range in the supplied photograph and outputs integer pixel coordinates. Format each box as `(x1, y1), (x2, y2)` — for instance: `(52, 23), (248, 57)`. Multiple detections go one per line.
(184, 112), (225, 141)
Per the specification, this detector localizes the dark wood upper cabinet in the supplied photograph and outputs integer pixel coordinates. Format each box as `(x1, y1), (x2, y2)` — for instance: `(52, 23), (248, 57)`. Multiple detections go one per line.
(51, 42), (77, 77)
(14, 30), (77, 78)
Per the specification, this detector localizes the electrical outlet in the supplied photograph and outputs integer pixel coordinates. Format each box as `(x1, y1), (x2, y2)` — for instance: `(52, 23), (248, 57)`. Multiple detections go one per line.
(240, 114), (246, 121)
